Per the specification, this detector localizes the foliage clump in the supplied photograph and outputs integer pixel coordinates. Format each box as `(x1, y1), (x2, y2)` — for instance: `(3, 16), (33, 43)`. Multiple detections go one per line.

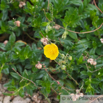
(0, 0), (103, 102)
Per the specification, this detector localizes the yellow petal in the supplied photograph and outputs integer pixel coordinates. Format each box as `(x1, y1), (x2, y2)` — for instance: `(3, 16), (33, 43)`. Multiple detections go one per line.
(43, 43), (59, 60)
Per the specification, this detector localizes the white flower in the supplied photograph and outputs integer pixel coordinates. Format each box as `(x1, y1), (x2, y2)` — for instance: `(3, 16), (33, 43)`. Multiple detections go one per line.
(19, 2), (26, 8)
(53, 24), (61, 30)
(62, 31), (68, 39)
(87, 58), (97, 66)
(45, 25), (52, 33)
(100, 38), (103, 43)
(40, 37), (48, 45)
(92, 61), (97, 66)
(87, 58), (94, 64)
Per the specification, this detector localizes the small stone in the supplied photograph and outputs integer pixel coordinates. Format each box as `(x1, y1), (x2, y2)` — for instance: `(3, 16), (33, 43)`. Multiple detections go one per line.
(0, 91), (2, 95)
(36, 99), (40, 103)
(54, 97), (59, 101)
(38, 96), (42, 100)
(32, 94), (38, 102)
(93, 99), (99, 103)
(43, 100), (49, 103)
(0, 96), (3, 102)
(25, 98), (31, 103)
(0, 84), (2, 90)
(3, 84), (7, 90)
(12, 96), (24, 103)
(25, 93), (29, 97)
(1, 89), (5, 93)
(3, 96), (11, 103)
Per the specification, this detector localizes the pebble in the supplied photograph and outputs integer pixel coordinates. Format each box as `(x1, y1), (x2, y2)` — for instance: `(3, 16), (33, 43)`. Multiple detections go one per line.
(12, 96), (31, 103)
(0, 96), (3, 102)
(54, 97), (59, 101)
(38, 96), (42, 100)
(25, 98), (31, 103)
(32, 93), (38, 101)
(97, 99), (103, 103)
(3, 84), (7, 90)
(3, 96), (11, 103)
(0, 91), (2, 95)
(0, 84), (2, 90)
(2, 77), (6, 81)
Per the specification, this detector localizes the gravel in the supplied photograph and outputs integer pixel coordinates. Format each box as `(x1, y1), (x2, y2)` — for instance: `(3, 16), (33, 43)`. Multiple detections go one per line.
(3, 96), (11, 103)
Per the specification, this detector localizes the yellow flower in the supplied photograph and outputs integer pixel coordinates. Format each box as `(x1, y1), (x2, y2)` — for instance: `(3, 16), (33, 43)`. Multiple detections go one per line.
(44, 43), (59, 60)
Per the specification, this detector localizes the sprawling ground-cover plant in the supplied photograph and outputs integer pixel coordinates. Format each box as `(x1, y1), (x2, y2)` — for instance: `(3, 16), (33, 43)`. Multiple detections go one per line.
(0, 0), (103, 102)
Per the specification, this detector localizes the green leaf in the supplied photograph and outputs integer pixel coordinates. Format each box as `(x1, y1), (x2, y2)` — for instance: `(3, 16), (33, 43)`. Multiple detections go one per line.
(0, 0), (9, 10)
(3, 93), (13, 96)
(7, 86), (17, 91)
(68, 32), (78, 40)
(69, 0), (83, 5)
(9, 32), (16, 45)
(2, 9), (8, 21)
(98, 0), (103, 11)
(85, 4), (99, 15)
(0, 43), (5, 50)
(14, 41), (26, 47)
(10, 72), (20, 80)
(80, 71), (87, 75)
(18, 89), (25, 97)
(11, 65), (17, 71)
(2, 65), (9, 74)
(26, 83), (37, 90)
(26, 89), (33, 96)
(16, 65), (22, 74)
(0, 53), (7, 64)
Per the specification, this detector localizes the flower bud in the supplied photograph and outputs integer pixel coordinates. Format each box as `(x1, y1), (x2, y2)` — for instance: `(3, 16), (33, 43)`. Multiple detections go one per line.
(3, 40), (8, 45)
(61, 65), (66, 70)
(68, 56), (72, 60)
(45, 25), (52, 33)
(60, 54), (65, 59)
(62, 31), (68, 39)
(58, 60), (63, 64)
(35, 61), (42, 69)
(57, 81), (60, 84)
(76, 89), (80, 94)
(14, 21), (21, 27)
(100, 38), (103, 43)
(98, 72), (100, 75)
(79, 93), (83, 97)
(62, 61), (66, 64)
